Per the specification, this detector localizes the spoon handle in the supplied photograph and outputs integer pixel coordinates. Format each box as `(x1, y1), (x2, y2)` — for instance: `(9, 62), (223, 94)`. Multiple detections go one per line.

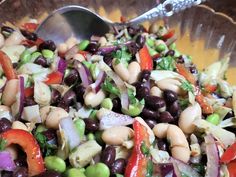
(128, 0), (205, 25)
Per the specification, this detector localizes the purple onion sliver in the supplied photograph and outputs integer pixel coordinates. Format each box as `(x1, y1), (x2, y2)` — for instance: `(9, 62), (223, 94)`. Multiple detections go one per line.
(57, 58), (67, 74)
(204, 134), (220, 177)
(0, 151), (16, 171)
(18, 76), (24, 119)
(96, 45), (118, 55)
(90, 71), (106, 93)
(78, 64), (92, 87)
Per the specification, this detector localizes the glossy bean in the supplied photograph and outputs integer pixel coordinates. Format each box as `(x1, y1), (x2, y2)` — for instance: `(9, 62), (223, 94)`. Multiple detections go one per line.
(111, 158), (126, 175)
(144, 119), (157, 129)
(13, 167), (28, 177)
(74, 119), (85, 139)
(0, 118), (12, 133)
(51, 89), (61, 105)
(138, 70), (151, 83)
(101, 98), (113, 110)
(74, 84), (85, 103)
(159, 111), (174, 123)
(156, 78), (185, 95)
(101, 146), (116, 167)
(1, 26), (14, 37)
(12, 121), (28, 131)
(20, 29), (37, 41)
(157, 139), (168, 151)
(167, 101), (180, 117)
(84, 90), (105, 108)
(62, 90), (76, 106)
(85, 43), (98, 53)
(39, 40), (56, 51)
(34, 56), (48, 67)
(136, 35), (146, 48)
(128, 61), (141, 84)
(163, 90), (178, 104)
(66, 168), (86, 177)
(84, 118), (99, 132)
(64, 69), (79, 86)
(145, 95), (166, 110)
(2, 79), (19, 106)
(44, 156), (66, 173)
(112, 97), (121, 113)
(136, 86), (150, 100)
(102, 126), (134, 145)
(141, 107), (159, 120)
(112, 59), (130, 82)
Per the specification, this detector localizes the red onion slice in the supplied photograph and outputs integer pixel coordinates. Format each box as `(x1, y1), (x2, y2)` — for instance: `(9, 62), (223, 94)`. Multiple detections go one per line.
(96, 45), (118, 55)
(59, 117), (80, 151)
(204, 134), (220, 177)
(90, 71), (106, 93)
(99, 110), (134, 129)
(57, 57), (67, 74)
(0, 151), (16, 171)
(78, 63), (92, 88)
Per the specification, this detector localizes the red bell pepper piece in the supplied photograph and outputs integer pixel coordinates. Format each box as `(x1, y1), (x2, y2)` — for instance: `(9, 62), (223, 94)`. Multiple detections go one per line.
(22, 22), (38, 32)
(0, 51), (17, 80)
(195, 90), (214, 114)
(227, 160), (236, 177)
(21, 38), (44, 47)
(203, 84), (217, 93)
(44, 71), (63, 85)
(176, 63), (196, 85)
(78, 51), (89, 59)
(162, 29), (175, 41)
(221, 142), (236, 163)
(24, 87), (34, 97)
(1, 129), (45, 176)
(125, 120), (150, 177)
(139, 45), (153, 71)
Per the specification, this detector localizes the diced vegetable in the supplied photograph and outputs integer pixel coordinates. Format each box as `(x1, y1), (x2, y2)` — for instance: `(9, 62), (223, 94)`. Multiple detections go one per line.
(221, 142), (236, 163)
(44, 71), (63, 85)
(0, 51), (17, 80)
(0, 151), (16, 171)
(139, 45), (153, 71)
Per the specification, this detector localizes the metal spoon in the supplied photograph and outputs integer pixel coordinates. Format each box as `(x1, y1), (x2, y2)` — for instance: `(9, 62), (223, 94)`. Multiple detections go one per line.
(36, 0), (204, 44)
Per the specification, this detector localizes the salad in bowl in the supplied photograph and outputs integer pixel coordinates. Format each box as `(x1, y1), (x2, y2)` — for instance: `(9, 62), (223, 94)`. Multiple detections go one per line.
(0, 18), (235, 177)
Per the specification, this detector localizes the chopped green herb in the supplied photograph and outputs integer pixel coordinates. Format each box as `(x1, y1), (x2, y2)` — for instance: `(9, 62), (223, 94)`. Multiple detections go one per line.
(146, 160), (153, 177)
(0, 138), (7, 151)
(141, 141), (150, 156)
(179, 98), (189, 110)
(112, 46), (131, 65)
(181, 80), (194, 93)
(35, 132), (57, 156)
(102, 78), (120, 96)
(127, 88), (137, 105)
(156, 56), (175, 71)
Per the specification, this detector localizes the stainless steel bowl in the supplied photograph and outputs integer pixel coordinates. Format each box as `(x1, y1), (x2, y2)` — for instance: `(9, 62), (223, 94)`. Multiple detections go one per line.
(0, 0), (236, 84)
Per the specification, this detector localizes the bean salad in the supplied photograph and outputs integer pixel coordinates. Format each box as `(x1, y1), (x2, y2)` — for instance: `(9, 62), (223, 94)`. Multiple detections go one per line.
(0, 19), (235, 177)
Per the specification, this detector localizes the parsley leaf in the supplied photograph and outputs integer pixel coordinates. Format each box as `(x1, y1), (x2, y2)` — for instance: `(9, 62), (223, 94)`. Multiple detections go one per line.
(35, 132), (57, 157)
(0, 138), (7, 151)
(181, 80), (194, 93)
(156, 56), (175, 71)
(179, 98), (189, 110)
(102, 78), (120, 96)
(127, 88), (137, 105)
(112, 46), (131, 65)
(141, 141), (150, 156)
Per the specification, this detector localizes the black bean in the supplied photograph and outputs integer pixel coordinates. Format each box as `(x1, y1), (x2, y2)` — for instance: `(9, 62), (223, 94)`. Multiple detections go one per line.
(57, 101), (69, 112)
(136, 35), (146, 48)
(111, 158), (126, 175)
(167, 101), (180, 117)
(189, 65), (198, 74)
(103, 54), (113, 67)
(13, 63), (18, 69)
(157, 139), (168, 151)
(176, 56), (184, 64)
(51, 89), (61, 105)
(159, 111), (174, 123)
(1, 26), (14, 37)
(14, 158), (27, 168)
(32, 170), (61, 177)
(20, 29), (37, 41)
(39, 40), (56, 51)
(0, 118), (12, 133)
(42, 129), (57, 141)
(84, 118), (99, 132)
(24, 97), (36, 107)
(224, 111), (234, 120)
(74, 84), (85, 103)
(145, 95), (166, 110)
(34, 56), (48, 67)
(141, 108), (159, 120)
(86, 43), (98, 53)
(138, 70), (151, 83)
(165, 50), (175, 57)
(101, 146), (116, 167)
(1, 171), (13, 177)
(127, 26), (138, 36)
(132, 81), (144, 90)
(112, 97), (121, 113)
(126, 42), (139, 56)
(64, 69), (79, 86)
(163, 90), (178, 104)
(136, 87), (150, 100)
(62, 90), (76, 106)
(145, 119), (157, 129)
(13, 167), (28, 177)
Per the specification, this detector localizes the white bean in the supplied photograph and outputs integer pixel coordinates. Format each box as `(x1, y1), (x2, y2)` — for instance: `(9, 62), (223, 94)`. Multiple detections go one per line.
(150, 86), (163, 97)
(4, 31), (25, 46)
(2, 79), (19, 106)
(112, 59), (130, 82)
(128, 61), (141, 84)
(156, 78), (185, 95)
(45, 107), (69, 129)
(40, 106), (55, 123)
(84, 90), (105, 108)
(0, 105), (10, 112)
(57, 43), (68, 54)
(65, 37), (78, 49)
(12, 121), (28, 131)
(178, 103), (202, 134)
(0, 33), (4, 48)
(98, 37), (107, 46)
(102, 126), (134, 145)
(73, 53), (85, 62)
(149, 23), (159, 33)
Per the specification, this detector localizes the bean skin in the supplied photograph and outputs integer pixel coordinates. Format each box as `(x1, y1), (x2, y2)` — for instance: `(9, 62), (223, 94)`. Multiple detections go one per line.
(20, 29), (37, 41)
(51, 89), (61, 105)
(163, 90), (178, 104)
(86, 43), (98, 53)
(159, 111), (174, 123)
(13, 167), (28, 177)
(62, 90), (76, 106)
(112, 97), (121, 113)
(111, 158), (126, 175)
(141, 107), (159, 120)
(145, 119), (157, 129)
(136, 87), (150, 100)
(145, 95), (166, 110)
(34, 56), (48, 67)
(157, 138), (168, 151)
(101, 146), (116, 167)
(167, 101), (180, 117)
(64, 69), (79, 86)
(39, 40), (56, 51)
(136, 35), (146, 48)
(138, 70), (151, 83)
(74, 84), (85, 103)
(0, 118), (12, 133)
(84, 118), (99, 132)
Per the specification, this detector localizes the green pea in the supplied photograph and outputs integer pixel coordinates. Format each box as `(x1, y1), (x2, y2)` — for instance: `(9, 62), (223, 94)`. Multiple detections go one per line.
(31, 52), (42, 61)
(67, 168), (86, 177)
(78, 40), (90, 51)
(116, 174), (124, 177)
(156, 44), (166, 52)
(206, 113), (220, 125)
(146, 38), (155, 47)
(122, 104), (142, 116)
(87, 133), (95, 140)
(90, 63), (99, 80)
(20, 50), (31, 64)
(85, 163), (110, 177)
(148, 47), (158, 56)
(74, 119), (85, 140)
(45, 156), (66, 173)
(95, 131), (104, 146)
(174, 50), (181, 57)
(42, 49), (54, 59)
(101, 98), (113, 110)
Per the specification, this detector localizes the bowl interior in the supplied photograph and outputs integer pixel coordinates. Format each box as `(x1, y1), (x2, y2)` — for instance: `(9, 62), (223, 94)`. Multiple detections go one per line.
(0, 0), (236, 84)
